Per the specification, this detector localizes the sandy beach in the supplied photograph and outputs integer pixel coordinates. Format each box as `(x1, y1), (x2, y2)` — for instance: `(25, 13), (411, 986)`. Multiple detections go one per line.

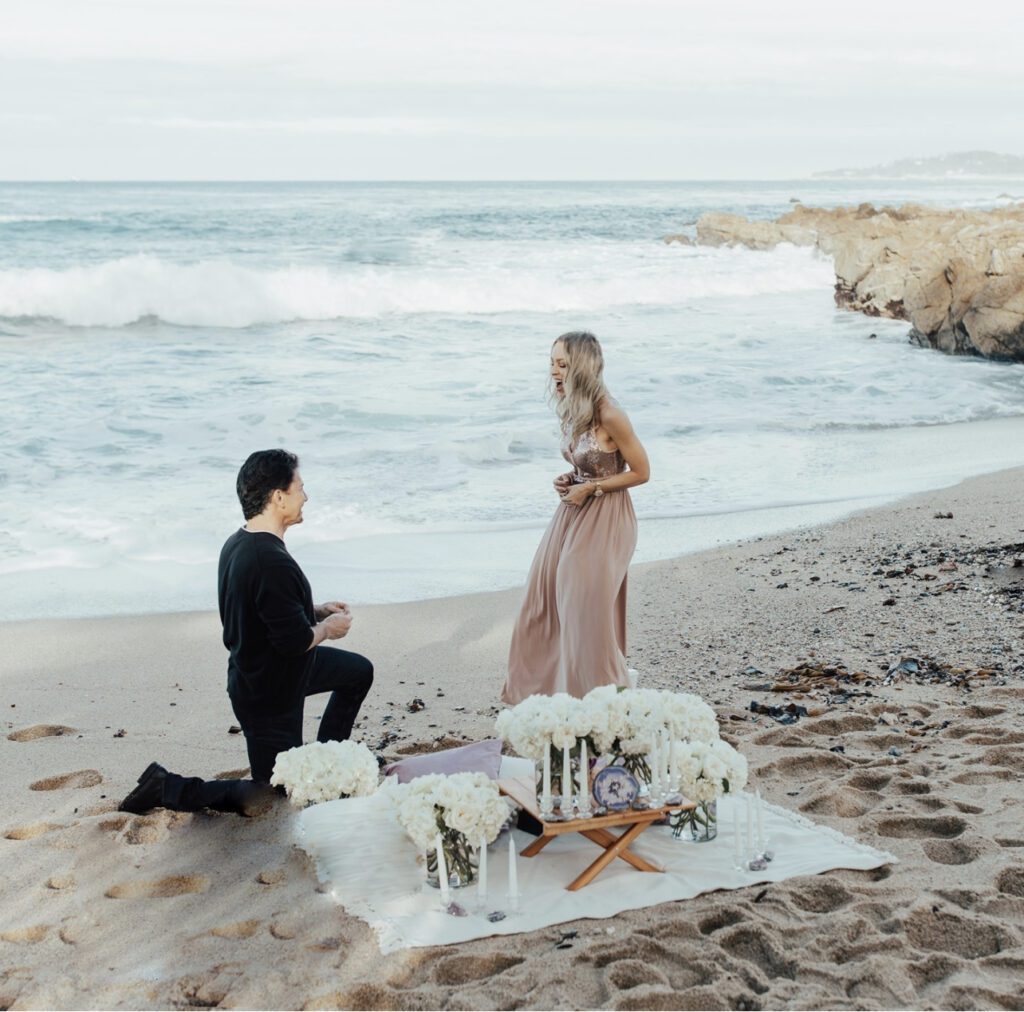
(2, 466), (1023, 1011)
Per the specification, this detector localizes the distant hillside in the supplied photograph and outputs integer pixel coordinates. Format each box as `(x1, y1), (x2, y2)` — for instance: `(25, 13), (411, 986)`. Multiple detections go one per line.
(814, 150), (1024, 179)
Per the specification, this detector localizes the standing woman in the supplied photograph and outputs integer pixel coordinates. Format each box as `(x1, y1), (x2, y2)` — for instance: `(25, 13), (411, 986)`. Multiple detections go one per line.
(502, 332), (650, 703)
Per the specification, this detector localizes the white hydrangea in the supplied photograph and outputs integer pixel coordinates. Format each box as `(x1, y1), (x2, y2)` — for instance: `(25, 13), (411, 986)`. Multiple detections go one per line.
(495, 692), (592, 758)
(394, 772), (510, 853)
(270, 739), (380, 807)
(659, 691), (719, 743)
(676, 738), (748, 805)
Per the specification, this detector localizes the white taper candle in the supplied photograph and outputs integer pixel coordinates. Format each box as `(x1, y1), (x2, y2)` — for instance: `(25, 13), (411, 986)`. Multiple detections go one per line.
(745, 796), (753, 858)
(669, 733), (678, 791)
(507, 831), (518, 908)
(561, 743), (572, 816)
(477, 835), (487, 908)
(733, 798), (743, 866)
(578, 738), (590, 815)
(436, 833), (450, 906)
(756, 789), (765, 849)
(541, 740), (552, 813)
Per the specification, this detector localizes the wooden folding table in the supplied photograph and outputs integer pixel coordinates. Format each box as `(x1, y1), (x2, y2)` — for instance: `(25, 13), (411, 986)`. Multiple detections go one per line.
(499, 776), (696, 891)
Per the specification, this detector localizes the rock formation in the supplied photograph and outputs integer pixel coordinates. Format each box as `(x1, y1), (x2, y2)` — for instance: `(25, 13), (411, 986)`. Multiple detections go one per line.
(691, 204), (1024, 362)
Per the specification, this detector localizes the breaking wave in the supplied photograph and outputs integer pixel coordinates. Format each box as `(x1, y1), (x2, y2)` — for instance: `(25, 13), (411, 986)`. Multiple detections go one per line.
(0, 245), (833, 328)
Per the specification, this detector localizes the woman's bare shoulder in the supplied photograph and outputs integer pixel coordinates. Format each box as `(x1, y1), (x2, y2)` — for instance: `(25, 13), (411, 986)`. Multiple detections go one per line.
(597, 395), (629, 427)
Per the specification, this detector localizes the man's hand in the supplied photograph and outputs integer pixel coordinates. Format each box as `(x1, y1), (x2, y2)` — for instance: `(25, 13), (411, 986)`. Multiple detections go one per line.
(315, 601), (350, 621)
(309, 608), (353, 648)
(319, 611), (352, 640)
(553, 472), (572, 497)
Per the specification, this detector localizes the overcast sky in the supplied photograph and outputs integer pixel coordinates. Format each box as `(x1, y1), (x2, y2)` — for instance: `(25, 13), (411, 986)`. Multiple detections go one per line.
(2, 0), (1021, 180)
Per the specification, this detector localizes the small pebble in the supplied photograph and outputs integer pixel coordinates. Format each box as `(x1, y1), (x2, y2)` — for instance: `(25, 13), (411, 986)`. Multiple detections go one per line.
(445, 902), (468, 917)
(487, 910), (506, 923)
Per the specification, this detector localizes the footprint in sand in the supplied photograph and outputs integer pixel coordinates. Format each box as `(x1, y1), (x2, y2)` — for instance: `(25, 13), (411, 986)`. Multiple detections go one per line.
(4, 822), (63, 841)
(922, 839), (981, 865)
(30, 769), (102, 791)
(605, 960), (671, 991)
(759, 753), (851, 779)
(431, 952), (524, 986)
(904, 908), (1005, 958)
(211, 920), (261, 939)
(847, 771), (892, 792)
(804, 714), (876, 736)
(0, 925), (50, 944)
(789, 879), (854, 914)
(995, 867), (1024, 896)
(963, 704), (1006, 719)
(7, 724), (76, 742)
(875, 815), (966, 839)
(800, 789), (881, 818)
(105, 874), (208, 899)
(698, 909), (744, 935)
(718, 924), (797, 980)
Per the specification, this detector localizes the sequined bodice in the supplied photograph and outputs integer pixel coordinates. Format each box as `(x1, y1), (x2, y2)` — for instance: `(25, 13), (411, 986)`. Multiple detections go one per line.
(562, 427), (626, 482)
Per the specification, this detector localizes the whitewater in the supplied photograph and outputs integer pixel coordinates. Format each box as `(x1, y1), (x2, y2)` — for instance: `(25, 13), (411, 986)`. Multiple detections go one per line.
(1, 180), (1023, 620)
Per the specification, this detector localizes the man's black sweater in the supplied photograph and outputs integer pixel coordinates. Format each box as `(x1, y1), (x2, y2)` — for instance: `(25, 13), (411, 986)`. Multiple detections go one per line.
(218, 528), (315, 708)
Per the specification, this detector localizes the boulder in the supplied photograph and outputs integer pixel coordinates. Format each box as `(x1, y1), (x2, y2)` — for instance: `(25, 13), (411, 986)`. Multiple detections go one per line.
(690, 203), (1024, 361)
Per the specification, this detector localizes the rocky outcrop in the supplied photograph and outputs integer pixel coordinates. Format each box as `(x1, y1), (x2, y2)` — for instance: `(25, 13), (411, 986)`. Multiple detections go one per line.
(692, 203), (1024, 361)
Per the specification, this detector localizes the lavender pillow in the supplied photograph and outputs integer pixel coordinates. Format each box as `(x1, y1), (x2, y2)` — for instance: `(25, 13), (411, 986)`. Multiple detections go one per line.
(384, 738), (503, 784)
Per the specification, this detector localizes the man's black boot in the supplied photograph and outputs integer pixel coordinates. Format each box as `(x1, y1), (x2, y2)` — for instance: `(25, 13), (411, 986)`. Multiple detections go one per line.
(118, 762), (168, 814)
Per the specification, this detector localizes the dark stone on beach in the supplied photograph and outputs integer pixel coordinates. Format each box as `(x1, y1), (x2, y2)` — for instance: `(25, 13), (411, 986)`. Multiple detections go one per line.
(888, 746), (903, 757)
(407, 698), (426, 712)
(487, 911), (506, 923)
(228, 725), (241, 734)
(445, 902), (468, 917)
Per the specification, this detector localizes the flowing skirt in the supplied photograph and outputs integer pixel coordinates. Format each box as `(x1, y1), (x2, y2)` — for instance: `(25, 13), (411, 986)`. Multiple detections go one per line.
(502, 489), (637, 703)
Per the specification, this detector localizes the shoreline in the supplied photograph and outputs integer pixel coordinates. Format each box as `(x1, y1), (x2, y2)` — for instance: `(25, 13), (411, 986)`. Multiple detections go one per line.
(2, 463), (1023, 1009)
(6, 413), (1024, 624)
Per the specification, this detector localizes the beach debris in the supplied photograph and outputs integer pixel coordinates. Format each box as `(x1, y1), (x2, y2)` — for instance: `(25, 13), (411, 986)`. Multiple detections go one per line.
(228, 725), (241, 734)
(487, 911), (507, 923)
(754, 888), (769, 903)
(823, 606), (846, 614)
(749, 700), (808, 724)
(829, 745), (845, 753)
(933, 511), (953, 519)
(406, 698), (426, 713)
(748, 857), (768, 871)
(883, 655), (999, 691)
(445, 902), (468, 917)
(113, 728), (126, 738)
(888, 746), (903, 757)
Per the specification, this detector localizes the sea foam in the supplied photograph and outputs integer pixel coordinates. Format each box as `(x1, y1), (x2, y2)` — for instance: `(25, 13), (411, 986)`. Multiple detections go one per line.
(0, 245), (832, 328)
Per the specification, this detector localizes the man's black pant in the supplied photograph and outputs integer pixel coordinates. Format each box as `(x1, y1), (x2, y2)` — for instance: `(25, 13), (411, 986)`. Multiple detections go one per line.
(162, 646), (374, 810)
(231, 646), (375, 783)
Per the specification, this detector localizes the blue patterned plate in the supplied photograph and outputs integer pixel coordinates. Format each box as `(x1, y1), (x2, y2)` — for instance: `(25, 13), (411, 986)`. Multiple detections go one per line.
(592, 765), (639, 811)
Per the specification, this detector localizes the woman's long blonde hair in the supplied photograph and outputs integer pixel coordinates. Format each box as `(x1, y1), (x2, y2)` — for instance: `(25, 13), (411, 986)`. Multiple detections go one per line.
(552, 331), (608, 440)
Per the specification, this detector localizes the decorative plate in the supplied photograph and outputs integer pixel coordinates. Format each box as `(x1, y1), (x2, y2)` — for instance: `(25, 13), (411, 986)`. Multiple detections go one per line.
(592, 765), (639, 811)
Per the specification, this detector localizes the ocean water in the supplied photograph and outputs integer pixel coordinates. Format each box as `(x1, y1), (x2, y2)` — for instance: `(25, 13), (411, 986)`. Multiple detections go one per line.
(2, 180), (1023, 620)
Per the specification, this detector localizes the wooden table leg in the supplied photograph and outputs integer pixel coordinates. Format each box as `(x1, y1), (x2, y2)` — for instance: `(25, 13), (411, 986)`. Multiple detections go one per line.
(567, 821), (654, 891)
(580, 828), (663, 873)
(521, 834), (555, 858)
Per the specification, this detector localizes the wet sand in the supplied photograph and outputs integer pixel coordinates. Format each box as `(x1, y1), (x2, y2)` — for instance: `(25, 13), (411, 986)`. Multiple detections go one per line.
(1, 466), (1023, 1010)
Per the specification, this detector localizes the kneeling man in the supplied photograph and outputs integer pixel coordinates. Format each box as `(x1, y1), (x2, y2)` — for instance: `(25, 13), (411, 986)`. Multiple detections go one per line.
(120, 449), (374, 815)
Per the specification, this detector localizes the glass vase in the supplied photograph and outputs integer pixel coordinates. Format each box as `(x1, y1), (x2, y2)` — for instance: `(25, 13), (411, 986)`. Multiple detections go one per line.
(669, 800), (718, 842)
(425, 831), (478, 888)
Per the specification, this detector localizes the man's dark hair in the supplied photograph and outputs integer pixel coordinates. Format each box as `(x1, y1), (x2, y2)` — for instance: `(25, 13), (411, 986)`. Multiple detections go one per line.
(236, 449), (299, 520)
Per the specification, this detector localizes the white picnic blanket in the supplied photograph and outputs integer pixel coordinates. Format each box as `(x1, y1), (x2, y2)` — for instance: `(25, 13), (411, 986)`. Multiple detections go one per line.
(297, 771), (897, 954)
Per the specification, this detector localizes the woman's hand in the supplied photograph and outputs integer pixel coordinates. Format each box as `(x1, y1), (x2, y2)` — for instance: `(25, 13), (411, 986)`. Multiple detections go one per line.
(553, 471), (572, 497)
(560, 482), (593, 507)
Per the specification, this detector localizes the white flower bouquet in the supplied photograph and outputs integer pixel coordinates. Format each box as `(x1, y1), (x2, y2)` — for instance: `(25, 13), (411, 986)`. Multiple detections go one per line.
(676, 738), (748, 803)
(270, 739), (380, 808)
(670, 737), (748, 839)
(394, 771), (511, 885)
